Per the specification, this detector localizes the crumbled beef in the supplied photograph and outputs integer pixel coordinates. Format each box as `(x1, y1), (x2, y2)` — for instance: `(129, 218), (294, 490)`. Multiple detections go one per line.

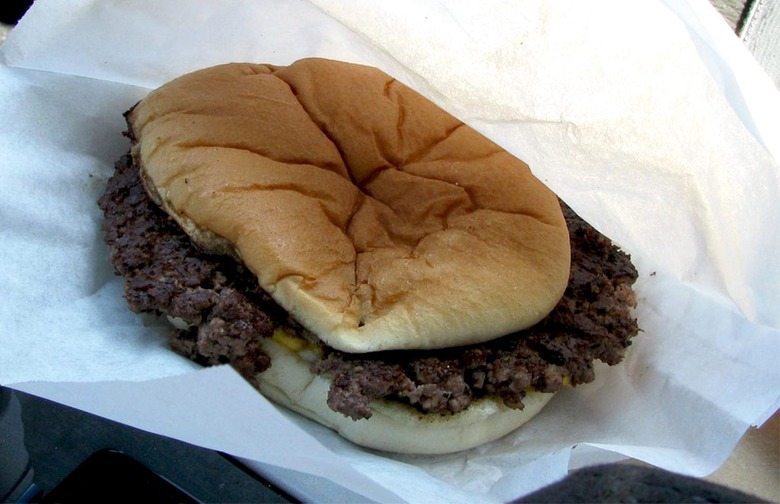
(99, 153), (639, 420)
(98, 154), (278, 379)
(314, 202), (639, 419)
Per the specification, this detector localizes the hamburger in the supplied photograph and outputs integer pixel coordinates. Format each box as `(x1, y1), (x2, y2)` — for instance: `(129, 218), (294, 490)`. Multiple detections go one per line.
(98, 58), (639, 454)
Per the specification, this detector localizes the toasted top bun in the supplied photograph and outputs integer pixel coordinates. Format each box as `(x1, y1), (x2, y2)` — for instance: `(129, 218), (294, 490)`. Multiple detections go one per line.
(128, 58), (570, 353)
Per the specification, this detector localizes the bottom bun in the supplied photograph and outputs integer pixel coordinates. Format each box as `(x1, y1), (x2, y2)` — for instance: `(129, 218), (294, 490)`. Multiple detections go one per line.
(255, 338), (555, 455)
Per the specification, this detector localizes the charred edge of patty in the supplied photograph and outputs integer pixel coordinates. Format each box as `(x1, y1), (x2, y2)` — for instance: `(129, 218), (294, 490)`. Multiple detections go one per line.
(98, 152), (639, 420)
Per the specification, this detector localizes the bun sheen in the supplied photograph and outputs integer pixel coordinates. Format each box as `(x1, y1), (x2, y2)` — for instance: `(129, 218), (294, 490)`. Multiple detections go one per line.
(127, 58), (571, 353)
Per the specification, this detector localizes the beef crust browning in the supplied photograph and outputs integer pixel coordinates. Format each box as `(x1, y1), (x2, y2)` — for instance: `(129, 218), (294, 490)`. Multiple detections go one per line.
(98, 153), (278, 379)
(99, 153), (639, 420)
(316, 201), (640, 419)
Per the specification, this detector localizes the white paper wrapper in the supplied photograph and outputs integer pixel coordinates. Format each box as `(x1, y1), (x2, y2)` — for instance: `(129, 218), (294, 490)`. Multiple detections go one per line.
(1, 0), (778, 502)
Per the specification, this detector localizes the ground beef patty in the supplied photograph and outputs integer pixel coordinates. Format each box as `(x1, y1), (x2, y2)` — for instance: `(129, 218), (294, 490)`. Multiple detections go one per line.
(99, 153), (639, 420)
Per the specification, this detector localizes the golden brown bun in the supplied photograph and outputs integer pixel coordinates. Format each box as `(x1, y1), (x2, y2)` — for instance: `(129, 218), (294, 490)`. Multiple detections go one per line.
(128, 59), (570, 353)
(256, 337), (555, 454)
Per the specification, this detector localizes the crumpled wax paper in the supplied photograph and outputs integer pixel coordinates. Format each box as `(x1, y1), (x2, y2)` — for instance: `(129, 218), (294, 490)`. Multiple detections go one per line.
(1, 0), (778, 502)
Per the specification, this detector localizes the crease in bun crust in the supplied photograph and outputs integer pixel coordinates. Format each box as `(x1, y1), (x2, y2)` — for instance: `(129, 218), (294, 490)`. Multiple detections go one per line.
(103, 58), (640, 454)
(127, 58), (571, 353)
